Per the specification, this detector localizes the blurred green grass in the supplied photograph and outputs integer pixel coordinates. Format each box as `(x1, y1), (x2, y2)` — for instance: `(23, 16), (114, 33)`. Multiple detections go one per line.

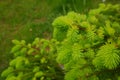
(0, 0), (120, 80)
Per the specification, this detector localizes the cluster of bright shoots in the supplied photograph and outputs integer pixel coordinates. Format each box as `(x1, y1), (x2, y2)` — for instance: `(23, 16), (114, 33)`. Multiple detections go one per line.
(1, 3), (120, 80)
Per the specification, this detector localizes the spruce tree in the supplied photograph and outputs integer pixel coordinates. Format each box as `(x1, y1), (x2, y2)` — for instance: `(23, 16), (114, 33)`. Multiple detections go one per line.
(1, 3), (120, 80)
(53, 3), (120, 80)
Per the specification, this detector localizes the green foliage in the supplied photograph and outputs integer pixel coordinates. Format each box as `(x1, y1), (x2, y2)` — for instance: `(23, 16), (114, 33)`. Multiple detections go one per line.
(2, 3), (120, 80)
(53, 3), (120, 80)
(0, 1), (56, 79)
(1, 38), (64, 80)
(93, 43), (120, 69)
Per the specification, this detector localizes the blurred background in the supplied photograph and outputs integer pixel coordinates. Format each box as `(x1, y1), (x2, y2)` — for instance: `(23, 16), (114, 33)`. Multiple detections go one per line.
(0, 0), (120, 79)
